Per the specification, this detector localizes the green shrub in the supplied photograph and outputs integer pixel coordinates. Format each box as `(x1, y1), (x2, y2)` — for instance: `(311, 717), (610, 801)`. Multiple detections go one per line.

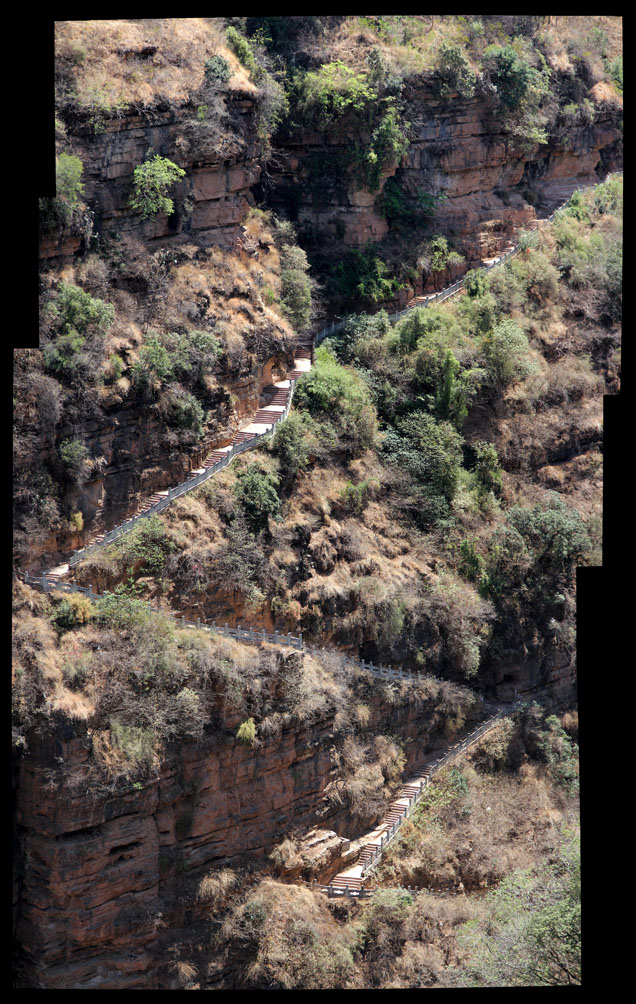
(59, 438), (90, 484)
(459, 538), (485, 582)
(124, 514), (176, 575)
(607, 54), (623, 93)
(130, 333), (174, 391)
(236, 717), (257, 745)
(56, 152), (84, 205)
(472, 440), (503, 495)
(165, 388), (206, 438)
(464, 268), (488, 297)
(434, 42), (476, 99)
(50, 593), (95, 632)
(294, 346), (377, 458)
(204, 54), (231, 83)
(270, 411), (313, 482)
(233, 466), (281, 532)
(339, 478), (377, 515)
(279, 244), (312, 330)
(95, 590), (154, 630)
(381, 410), (464, 528)
(482, 319), (533, 388)
(46, 281), (115, 340)
(129, 154), (186, 220)
(226, 25), (259, 78)
(110, 721), (156, 769)
(43, 331), (86, 377)
(329, 245), (404, 304)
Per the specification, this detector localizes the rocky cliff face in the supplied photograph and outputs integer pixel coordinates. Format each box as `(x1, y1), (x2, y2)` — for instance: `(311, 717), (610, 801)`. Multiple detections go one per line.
(13, 674), (474, 989)
(42, 87), (263, 263)
(265, 81), (622, 288)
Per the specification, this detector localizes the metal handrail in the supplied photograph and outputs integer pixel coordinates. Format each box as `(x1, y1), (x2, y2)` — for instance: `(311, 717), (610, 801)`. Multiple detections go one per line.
(312, 188), (585, 347)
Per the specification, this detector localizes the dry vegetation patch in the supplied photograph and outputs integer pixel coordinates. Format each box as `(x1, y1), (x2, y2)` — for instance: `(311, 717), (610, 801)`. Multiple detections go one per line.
(55, 18), (255, 113)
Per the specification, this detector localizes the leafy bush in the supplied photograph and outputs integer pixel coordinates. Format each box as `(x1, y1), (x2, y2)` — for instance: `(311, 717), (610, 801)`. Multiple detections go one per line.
(164, 387), (206, 439)
(45, 281), (115, 340)
(484, 44), (533, 108)
(270, 411), (313, 483)
(233, 465), (281, 532)
(381, 410), (464, 528)
(226, 25), (260, 78)
(56, 152), (84, 204)
(236, 717), (257, 745)
(124, 514), (176, 576)
(434, 42), (476, 99)
(471, 440), (503, 495)
(204, 54), (231, 83)
(294, 346), (377, 458)
(279, 244), (312, 330)
(43, 331), (87, 377)
(50, 593), (95, 632)
(339, 478), (378, 515)
(129, 154), (186, 220)
(329, 245), (404, 304)
(95, 590), (154, 630)
(40, 154), (85, 232)
(481, 319), (533, 388)
(59, 438), (90, 484)
(130, 333), (174, 391)
(540, 716), (579, 796)
(380, 178), (446, 230)
(428, 234), (465, 273)
(464, 268), (488, 298)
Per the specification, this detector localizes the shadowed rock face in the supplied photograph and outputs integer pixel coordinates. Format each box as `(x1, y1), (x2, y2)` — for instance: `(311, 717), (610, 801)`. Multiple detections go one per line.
(264, 81), (621, 276)
(41, 88), (263, 264)
(12, 683), (470, 989)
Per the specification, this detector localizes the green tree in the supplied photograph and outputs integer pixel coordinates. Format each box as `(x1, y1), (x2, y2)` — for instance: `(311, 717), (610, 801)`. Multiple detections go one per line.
(436, 348), (460, 420)
(56, 153), (84, 205)
(130, 154), (186, 220)
(279, 244), (312, 330)
(271, 411), (312, 483)
(484, 44), (533, 108)
(381, 410), (464, 527)
(472, 440), (503, 495)
(130, 333), (175, 391)
(464, 268), (487, 297)
(59, 438), (90, 484)
(458, 836), (580, 985)
(482, 319), (533, 388)
(233, 465), (281, 532)
(435, 42), (476, 99)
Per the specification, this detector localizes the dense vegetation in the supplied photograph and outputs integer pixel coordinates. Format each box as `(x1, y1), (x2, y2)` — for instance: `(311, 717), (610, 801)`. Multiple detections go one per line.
(14, 15), (621, 990)
(204, 705), (580, 988)
(67, 177), (619, 695)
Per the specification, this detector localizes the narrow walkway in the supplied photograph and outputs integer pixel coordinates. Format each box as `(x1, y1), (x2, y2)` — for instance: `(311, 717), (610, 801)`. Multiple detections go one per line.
(322, 705), (516, 895)
(42, 347), (312, 579)
(32, 188), (583, 583)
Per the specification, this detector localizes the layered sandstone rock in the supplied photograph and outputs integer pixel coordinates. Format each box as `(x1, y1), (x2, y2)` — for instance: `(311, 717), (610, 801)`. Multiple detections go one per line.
(13, 674), (477, 988)
(41, 88), (262, 264)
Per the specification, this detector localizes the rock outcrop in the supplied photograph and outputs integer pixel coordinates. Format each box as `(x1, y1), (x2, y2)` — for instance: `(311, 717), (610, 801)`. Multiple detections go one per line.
(13, 672), (478, 988)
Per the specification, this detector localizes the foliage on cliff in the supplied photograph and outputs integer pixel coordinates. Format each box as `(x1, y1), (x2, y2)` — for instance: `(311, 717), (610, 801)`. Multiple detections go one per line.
(16, 208), (306, 563)
(203, 709), (579, 988)
(72, 178), (618, 689)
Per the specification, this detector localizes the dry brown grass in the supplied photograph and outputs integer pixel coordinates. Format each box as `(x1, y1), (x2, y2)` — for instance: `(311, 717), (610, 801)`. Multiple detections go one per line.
(376, 756), (577, 894)
(196, 867), (239, 905)
(55, 18), (256, 111)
